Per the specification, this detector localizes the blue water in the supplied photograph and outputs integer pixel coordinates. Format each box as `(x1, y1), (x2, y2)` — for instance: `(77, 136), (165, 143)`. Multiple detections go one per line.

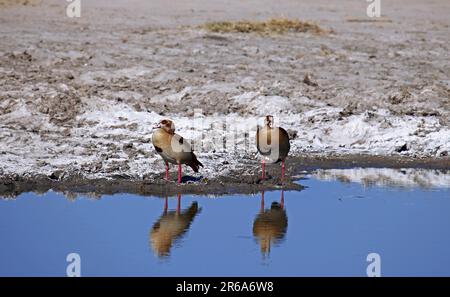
(0, 176), (449, 276)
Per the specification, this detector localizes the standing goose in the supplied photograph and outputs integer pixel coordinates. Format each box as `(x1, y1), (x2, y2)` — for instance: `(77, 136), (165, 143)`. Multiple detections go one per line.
(152, 119), (203, 183)
(256, 115), (290, 180)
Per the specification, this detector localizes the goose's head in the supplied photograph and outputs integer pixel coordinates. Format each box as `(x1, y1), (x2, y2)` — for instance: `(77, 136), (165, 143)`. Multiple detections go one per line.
(264, 115), (274, 128)
(153, 119), (175, 134)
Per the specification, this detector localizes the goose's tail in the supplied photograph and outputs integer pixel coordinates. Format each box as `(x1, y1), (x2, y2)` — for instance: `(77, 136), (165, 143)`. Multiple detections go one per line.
(188, 153), (203, 173)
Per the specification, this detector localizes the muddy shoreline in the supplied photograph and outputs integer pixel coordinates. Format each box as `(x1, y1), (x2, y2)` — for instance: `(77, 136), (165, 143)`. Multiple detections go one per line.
(1, 154), (448, 199)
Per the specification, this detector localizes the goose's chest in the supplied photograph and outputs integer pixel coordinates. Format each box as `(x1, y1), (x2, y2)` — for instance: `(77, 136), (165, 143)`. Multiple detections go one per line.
(152, 130), (177, 164)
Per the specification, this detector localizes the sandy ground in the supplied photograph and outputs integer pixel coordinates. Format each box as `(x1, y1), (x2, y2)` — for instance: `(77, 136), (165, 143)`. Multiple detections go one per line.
(0, 0), (449, 196)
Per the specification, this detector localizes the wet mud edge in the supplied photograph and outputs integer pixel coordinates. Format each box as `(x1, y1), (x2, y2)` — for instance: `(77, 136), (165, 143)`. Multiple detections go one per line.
(1, 154), (449, 198)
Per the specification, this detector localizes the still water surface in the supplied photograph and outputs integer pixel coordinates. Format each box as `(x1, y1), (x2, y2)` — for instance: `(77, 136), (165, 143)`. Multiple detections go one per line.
(0, 169), (449, 276)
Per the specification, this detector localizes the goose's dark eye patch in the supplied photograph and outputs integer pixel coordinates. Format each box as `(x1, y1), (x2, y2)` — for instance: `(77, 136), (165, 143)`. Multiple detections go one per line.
(161, 120), (167, 125)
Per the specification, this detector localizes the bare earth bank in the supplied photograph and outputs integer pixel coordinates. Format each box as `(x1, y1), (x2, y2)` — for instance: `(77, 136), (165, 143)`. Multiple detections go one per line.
(0, 1), (449, 196)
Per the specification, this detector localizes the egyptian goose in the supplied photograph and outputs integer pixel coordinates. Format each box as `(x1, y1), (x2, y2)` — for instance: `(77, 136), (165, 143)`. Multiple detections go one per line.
(256, 115), (290, 180)
(253, 191), (288, 255)
(150, 194), (201, 257)
(152, 119), (203, 183)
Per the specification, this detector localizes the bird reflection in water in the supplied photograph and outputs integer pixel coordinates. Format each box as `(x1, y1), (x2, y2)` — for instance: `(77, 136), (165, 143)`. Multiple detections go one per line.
(253, 191), (288, 255)
(150, 193), (201, 257)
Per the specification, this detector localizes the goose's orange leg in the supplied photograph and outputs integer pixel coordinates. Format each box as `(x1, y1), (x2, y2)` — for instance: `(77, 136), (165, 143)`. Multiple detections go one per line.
(165, 161), (169, 181)
(178, 162), (182, 184)
(261, 159), (266, 180)
(280, 190), (285, 209)
(281, 160), (285, 180)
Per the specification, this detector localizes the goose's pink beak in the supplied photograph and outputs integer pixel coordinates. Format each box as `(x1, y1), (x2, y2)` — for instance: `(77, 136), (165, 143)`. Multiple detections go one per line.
(152, 122), (161, 130)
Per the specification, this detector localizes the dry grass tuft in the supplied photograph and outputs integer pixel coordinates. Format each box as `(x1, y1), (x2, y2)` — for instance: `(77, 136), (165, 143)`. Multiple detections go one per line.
(201, 18), (327, 35)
